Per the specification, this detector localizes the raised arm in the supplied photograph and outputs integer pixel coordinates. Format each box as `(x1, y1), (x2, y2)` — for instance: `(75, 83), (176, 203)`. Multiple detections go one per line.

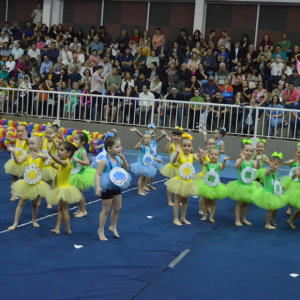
(48, 144), (68, 167)
(156, 129), (166, 143)
(164, 134), (171, 153)
(134, 139), (143, 149)
(220, 156), (231, 170)
(129, 126), (143, 138)
(7, 145), (28, 164)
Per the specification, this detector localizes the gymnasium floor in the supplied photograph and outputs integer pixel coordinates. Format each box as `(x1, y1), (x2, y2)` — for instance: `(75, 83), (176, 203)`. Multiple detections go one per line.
(0, 150), (299, 300)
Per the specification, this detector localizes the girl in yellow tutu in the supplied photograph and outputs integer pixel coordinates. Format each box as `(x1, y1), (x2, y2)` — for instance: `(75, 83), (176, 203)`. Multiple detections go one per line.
(251, 139), (269, 184)
(165, 133), (201, 226)
(7, 132), (51, 230)
(227, 139), (263, 226)
(195, 147), (230, 223)
(160, 127), (183, 206)
(46, 142), (82, 235)
(4, 122), (29, 202)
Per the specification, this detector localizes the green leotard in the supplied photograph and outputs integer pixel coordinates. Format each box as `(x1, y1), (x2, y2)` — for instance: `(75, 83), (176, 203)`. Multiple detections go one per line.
(237, 160), (254, 185)
(72, 148), (86, 172)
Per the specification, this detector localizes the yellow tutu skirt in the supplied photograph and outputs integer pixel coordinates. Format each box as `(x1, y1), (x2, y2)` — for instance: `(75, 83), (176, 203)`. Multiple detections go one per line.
(41, 165), (57, 182)
(160, 163), (178, 178)
(193, 173), (204, 180)
(4, 159), (27, 177)
(165, 177), (199, 197)
(11, 179), (51, 201)
(46, 185), (82, 205)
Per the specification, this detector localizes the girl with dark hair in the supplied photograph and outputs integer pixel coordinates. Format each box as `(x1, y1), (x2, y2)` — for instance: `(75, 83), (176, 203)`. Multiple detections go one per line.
(87, 26), (96, 41)
(49, 24), (58, 40)
(240, 34), (251, 59)
(76, 28), (85, 44)
(259, 34), (273, 53)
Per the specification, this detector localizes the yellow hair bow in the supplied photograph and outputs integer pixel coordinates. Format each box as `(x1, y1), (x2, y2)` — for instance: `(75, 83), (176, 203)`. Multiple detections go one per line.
(19, 121), (27, 126)
(257, 139), (266, 144)
(242, 139), (252, 144)
(71, 142), (78, 148)
(33, 132), (44, 138)
(271, 152), (283, 159)
(175, 126), (183, 131)
(182, 132), (193, 140)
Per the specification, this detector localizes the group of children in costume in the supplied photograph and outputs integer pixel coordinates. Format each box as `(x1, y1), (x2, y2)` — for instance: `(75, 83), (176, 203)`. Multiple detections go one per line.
(3, 121), (300, 241)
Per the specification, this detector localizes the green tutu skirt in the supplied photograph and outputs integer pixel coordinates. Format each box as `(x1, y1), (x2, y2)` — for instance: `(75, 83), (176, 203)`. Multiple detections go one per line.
(70, 167), (96, 191)
(193, 173), (204, 180)
(280, 176), (300, 191)
(165, 177), (199, 197)
(255, 168), (266, 184)
(11, 179), (51, 201)
(195, 179), (228, 200)
(46, 185), (82, 205)
(41, 165), (57, 182)
(227, 180), (262, 203)
(160, 163), (178, 178)
(4, 159), (27, 177)
(251, 189), (288, 210)
(285, 189), (300, 209)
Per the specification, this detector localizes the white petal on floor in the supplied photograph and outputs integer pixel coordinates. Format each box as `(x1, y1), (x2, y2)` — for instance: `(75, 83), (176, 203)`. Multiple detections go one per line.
(289, 273), (299, 277)
(147, 216), (154, 219)
(74, 244), (84, 249)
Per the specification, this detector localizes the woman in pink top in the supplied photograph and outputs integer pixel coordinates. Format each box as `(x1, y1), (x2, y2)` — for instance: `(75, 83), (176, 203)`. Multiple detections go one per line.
(231, 67), (245, 93)
(16, 55), (30, 74)
(35, 36), (45, 50)
(187, 52), (200, 75)
(89, 49), (101, 68)
(81, 83), (92, 120)
(152, 28), (164, 50)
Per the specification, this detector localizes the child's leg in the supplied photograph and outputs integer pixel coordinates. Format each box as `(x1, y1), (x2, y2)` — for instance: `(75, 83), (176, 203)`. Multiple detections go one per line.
(149, 177), (156, 190)
(201, 197), (209, 221)
(265, 210), (276, 230)
(75, 191), (87, 218)
(173, 194), (182, 226)
(31, 197), (40, 228)
(98, 199), (113, 241)
(51, 201), (63, 234)
(209, 199), (217, 223)
(46, 180), (53, 208)
(138, 175), (147, 196)
(61, 201), (71, 234)
(198, 196), (204, 214)
(234, 201), (243, 226)
(167, 189), (173, 206)
(286, 204), (293, 215)
(10, 175), (19, 202)
(241, 202), (252, 225)
(143, 177), (150, 191)
(109, 194), (122, 238)
(271, 209), (278, 226)
(180, 197), (191, 224)
(8, 198), (26, 230)
(287, 208), (300, 229)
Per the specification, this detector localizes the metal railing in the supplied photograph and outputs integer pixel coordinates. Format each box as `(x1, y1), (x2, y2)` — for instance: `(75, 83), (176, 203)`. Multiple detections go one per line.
(0, 87), (299, 140)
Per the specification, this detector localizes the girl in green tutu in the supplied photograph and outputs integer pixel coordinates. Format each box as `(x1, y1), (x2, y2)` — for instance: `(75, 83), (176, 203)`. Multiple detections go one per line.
(252, 139), (269, 184)
(281, 144), (300, 215)
(251, 152), (287, 230)
(195, 147), (230, 223)
(287, 167), (300, 229)
(227, 139), (263, 226)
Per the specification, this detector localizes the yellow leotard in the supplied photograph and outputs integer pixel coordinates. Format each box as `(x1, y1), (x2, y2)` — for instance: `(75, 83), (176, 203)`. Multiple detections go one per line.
(55, 158), (72, 188)
(42, 138), (57, 162)
(41, 138), (58, 181)
(13, 139), (29, 164)
(169, 142), (183, 168)
(176, 153), (194, 182)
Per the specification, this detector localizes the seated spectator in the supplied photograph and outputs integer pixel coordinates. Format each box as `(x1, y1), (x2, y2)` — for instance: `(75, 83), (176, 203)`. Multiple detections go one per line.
(285, 69), (300, 89)
(5, 55), (15, 74)
(141, 39), (151, 57)
(201, 48), (216, 75)
(136, 85), (154, 123)
(257, 45), (272, 62)
(152, 28), (164, 50)
(57, 81), (70, 106)
(80, 69), (92, 86)
(135, 72), (150, 94)
(192, 41), (203, 58)
(103, 84), (121, 122)
(290, 111), (300, 138)
(98, 26), (110, 47)
(266, 95), (284, 136)
(231, 67), (245, 93)
(247, 67), (262, 90)
(43, 66), (59, 85)
(133, 48), (146, 68)
(259, 34), (273, 52)
(117, 30), (129, 46)
(167, 74), (184, 94)
(239, 98), (257, 134)
(277, 32), (292, 59)
(248, 44), (258, 62)
(182, 45), (192, 63)
(184, 75), (201, 100)
(271, 45), (286, 63)
(68, 65), (82, 89)
(132, 62), (141, 80)
(187, 52), (200, 75)
(268, 56), (285, 91)
(99, 55), (112, 78)
(292, 45), (300, 60)
(241, 80), (252, 102)
(0, 65), (9, 83)
(188, 88), (204, 130)
(87, 26), (96, 41)
(239, 35), (250, 60)
(121, 86), (136, 123)
(60, 45), (73, 67)
(140, 30), (151, 47)
(242, 53), (253, 75)
(285, 58), (296, 77)
(89, 49), (101, 68)
(207, 90), (229, 131)
(11, 41), (23, 61)
(121, 71), (134, 93)
(23, 22), (34, 42)
(146, 50), (159, 69)
(64, 82), (81, 118)
(146, 62), (162, 80)
(283, 82), (299, 109)
(118, 39), (127, 55)
(161, 87), (184, 127)
(104, 47), (114, 65)
(40, 55), (53, 78)
(256, 54), (270, 86)
(176, 29), (188, 51)
(67, 54), (82, 75)
(150, 74), (162, 99)
(215, 63), (231, 87)
(106, 67), (121, 91)
(12, 22), (22, 41)
(230, 92), (247, 131)
(80, 59), (93, 76)
(46, 42), (59, 64)
(178, 62), (192, 84)
(229, 41), (242, 71)
(34, 22), (42, 40)
(165, 62), (178, 85)
(129, 28), (141, 45)
(204, 40), (218, 57)
(205, 30), (216, 46)
(70, 37), (82, 53)
(77, 82), (91, 119)
(120, 48), (133, 72)
(0, 42), (11, 62)
(169, 41), (182, 64)
(168, 52), (179, 68)
(27, 43), (41, 66)
(202, 76), (219, 99)
(217, 45), (230, 64)
(217, 30), (231, 51)
(252, 81), (268, 112)
(76, 28), (85, 44)
(41, 24), (48, 40)
(195, 63), (209, 86)
(156, 38), (169, 66)
(219, 78), (234, 104)
(87, 36), (104, 56)
(271, 82), (284, 103)
(56, 67), (69, 85)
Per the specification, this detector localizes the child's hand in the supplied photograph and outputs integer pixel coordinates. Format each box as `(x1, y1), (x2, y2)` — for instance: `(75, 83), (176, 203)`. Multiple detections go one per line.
(47, 144), (53, 154)
(202, 130), (207, 135)
(72, 157), (80, 163)
(50, 133), (56, 139)
(95, 187), (102, 197)
(118, 153), (125, 160)
(282, 187), (286, 191)
(165, 134), (171, 142)
(256, 154), (263, 161)
(7, 144), (14, 153)
(223, 156), (231, 161)
(160, 129), (166, 135)
(59, 128), (64, 136)
(157, 159), (163, 164)
(31, 152), (39, 159)
(175, 144), (181, 153)
(50, 162), (56, 168)
(129, 127), (137, 132)
(240, 153), (246, 160)
(295, 167), (300, 176)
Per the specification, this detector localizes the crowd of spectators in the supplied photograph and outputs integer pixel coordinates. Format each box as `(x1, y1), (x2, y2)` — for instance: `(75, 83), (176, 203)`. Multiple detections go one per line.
(0, 3), (299, 137)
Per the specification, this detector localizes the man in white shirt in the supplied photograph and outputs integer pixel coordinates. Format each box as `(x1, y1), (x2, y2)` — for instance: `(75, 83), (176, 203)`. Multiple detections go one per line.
(70, 37), (82, 52)
(67, 54), (82, 74)
(27, 43), (41, 65)
(99, 55), (112, 78)
(60, 45), (72, 67)
(268, 55), (285, 91)
(136, 85), (154, 123)
(31, 3), (43, 24)
(217, 30), (231, 51)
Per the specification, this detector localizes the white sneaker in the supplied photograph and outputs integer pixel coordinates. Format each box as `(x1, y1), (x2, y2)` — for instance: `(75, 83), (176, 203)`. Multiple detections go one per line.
(196, 124), (199, 129)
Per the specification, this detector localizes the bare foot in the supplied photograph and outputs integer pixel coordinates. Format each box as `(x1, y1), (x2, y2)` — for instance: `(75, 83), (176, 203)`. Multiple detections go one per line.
(173, 219), (182, 226)
(286, 208), (292, 215)
(75, 211), (87, 218)
(149, 186), (157, 190)
(200, 216), (207, 222)
(10, 196), (16, 202)
(181, 218), (191, 225)
(66, 229), (72, 235)
(47, 204), (52, 209)
(168, 201), (174, 206)
(242, 220), (252, 226)
(32, 221), (40, 228)
(143, 187), (150, 191)
(287, 219), (296, 229)
(51, 228), (60, 234)
(138, 191), (147, 196)
(265, 224), (276, 230)
(209, 218), (215, 223)
(109, 226), (120, 238)
(73, 210), (80, 215)
(270, 219), (277, 227)
(235, 221), (243, 226)
(198, 210), (203, 215)
(98, 229), (108, 240)
(8, 223), (18, 230)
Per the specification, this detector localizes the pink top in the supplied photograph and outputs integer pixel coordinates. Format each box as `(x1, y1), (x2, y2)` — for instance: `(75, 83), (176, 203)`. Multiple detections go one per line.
(16, 61), (30, 71)
(81, 90), (91, 105)
(297, 61), (300, 75)
(37, 41), (45, 50)
(89, 55), (101, 65)
(91, 72), (103, 93)
(231, 74), (245, 85)
(153, 34), (164, 48)
(283, 88), (300, 102)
